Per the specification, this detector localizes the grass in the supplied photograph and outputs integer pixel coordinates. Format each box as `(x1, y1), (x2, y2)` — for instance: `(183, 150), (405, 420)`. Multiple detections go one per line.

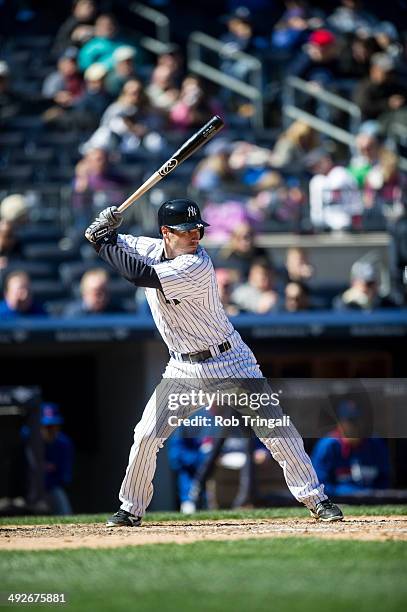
(1, 538), (406, 612)
(0, 504), (406, 526)
(1, 507), (406, 611)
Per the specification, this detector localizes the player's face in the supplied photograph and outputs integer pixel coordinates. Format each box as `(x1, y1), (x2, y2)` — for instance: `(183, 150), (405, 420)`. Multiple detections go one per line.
(162, 227), (200, 257)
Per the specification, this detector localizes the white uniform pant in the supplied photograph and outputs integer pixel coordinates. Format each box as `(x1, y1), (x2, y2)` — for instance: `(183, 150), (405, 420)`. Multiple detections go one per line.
(118, 380), (327, 516)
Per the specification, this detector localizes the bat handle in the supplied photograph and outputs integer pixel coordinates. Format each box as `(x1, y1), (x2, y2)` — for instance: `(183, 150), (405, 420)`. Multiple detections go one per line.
(117, 172), (162, 213)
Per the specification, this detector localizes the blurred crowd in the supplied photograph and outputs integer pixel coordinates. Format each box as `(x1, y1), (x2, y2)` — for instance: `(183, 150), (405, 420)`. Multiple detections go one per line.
(0, 0), (407, 315)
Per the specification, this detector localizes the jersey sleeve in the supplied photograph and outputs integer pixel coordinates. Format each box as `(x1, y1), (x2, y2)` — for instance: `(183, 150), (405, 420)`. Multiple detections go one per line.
(117, 234), (161, 262)
(152, 254), (212, 301)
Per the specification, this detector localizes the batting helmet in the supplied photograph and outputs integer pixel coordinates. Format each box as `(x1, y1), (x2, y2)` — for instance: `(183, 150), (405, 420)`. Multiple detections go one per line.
(158, 199), (209, 237)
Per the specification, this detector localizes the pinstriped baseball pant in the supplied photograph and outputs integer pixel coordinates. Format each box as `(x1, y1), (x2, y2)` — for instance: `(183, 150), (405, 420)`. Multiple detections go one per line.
(118, 334), (327, 516)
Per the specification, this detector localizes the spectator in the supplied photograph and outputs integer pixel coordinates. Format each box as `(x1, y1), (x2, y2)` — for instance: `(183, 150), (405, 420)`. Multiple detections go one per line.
(63, 268), (128, 316)
(105, 46), (137, 98)
(373, 21), (402, 64)
(284, 281), (310, 312)
(72, 148), (127, 227)
(215, 268), (240, 316)
(348, 132), (381, 188)
(78, 14), (137, 72)
(353, 53), (407, 121)
(0, 61), (22, 126)
(284, 247), (314, 283)
(289, 29), (341, 87)
(156, 49), (184, 87)
(271, 2), (312, 53)
(87, 79), (164, 154)
(169, 75), (222, 130)
(307, 148), (360, 231)
(192, 140), (235, 193)
(146, 64), (179, 112)
(250, 179), (306, 227)
(338, 31), (379, 80)
(219, 6), (263, 118)
(40, 402), (74, 515)
(42, 47), (85, 108)
(0, 271), (45, 318)
(44, 62), (112, 131)
(0, 220), (22, 271)
(333, 261), (394, 310)
(215, 221), (270, 280)
(52, 0), (97, 59)
(74, 62), (112, 123)
(363, 148), (404, 210)
(168, 419), (208, 514)
(193, 140), (280, 196)
(311, 399), (390, 497)
(228, 141), (283, 191)
(246, 179), (291, 226)
(269, 120), (320, 171)
(203, 198), (266, 242)
(231, 258), (279, 314)
(388, 202), (407, 304)
(0, 194), (29, 226)
(327, 0), (378, 35)
(220, 6), (257, 57)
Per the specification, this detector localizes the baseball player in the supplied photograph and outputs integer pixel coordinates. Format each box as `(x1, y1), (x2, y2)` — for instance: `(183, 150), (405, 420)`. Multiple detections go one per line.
(85, 199), (343, 525)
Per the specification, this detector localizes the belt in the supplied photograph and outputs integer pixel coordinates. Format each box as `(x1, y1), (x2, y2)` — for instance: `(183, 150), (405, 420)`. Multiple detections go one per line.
(169, 340), (231, 364)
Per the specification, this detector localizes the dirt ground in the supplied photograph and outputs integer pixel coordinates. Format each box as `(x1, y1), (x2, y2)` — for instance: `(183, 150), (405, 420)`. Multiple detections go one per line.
(1, 516), (406, 550)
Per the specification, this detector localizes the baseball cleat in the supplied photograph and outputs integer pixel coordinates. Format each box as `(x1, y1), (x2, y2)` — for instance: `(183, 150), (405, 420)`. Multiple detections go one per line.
(106, 509), (142, 527)
(310, 500), (344, 522)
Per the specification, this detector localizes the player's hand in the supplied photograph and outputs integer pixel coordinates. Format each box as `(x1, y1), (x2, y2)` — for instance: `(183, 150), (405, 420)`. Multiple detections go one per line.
(99, 206), (123, 229)
(84, 207), (122, 244)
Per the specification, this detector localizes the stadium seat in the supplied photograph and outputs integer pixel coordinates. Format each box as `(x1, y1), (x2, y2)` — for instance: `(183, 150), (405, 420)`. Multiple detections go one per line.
(309, 282), (349, 308)
(0, 260), (57, 282)
(59, 260), (110, 288)
(30, 278), (69, 302)
(0, 132), (24, 148)
(0, 165), (33, 187)
(11, 147), (54, 167)
(17, 223), (63, 244)
(23, 242), (78, 264)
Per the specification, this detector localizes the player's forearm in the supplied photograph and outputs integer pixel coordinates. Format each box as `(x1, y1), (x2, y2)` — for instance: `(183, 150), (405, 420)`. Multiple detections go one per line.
(98, 241), (162, 289)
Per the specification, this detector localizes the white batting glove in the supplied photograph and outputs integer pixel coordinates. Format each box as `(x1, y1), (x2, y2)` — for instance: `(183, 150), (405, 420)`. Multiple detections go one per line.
(84, 206), (123, 244)
(98, 206), (123, 229)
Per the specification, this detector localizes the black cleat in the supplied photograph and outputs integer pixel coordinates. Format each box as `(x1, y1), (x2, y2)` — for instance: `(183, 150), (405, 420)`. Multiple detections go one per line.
(310, 500), (344, 522)
(106, 509), (142, 527)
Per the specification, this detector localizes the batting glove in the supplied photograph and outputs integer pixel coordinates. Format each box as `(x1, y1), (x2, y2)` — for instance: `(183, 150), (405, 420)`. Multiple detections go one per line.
(99, 206), (123, 230)
(84, 206), (123, 245)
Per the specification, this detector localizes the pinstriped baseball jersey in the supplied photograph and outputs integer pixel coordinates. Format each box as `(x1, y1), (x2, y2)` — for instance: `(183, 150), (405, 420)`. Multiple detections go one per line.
(117, 233), (235, 354)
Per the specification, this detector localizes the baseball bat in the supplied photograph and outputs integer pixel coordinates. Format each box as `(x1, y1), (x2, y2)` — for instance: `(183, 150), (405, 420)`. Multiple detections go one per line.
(117, 115), (224, 213)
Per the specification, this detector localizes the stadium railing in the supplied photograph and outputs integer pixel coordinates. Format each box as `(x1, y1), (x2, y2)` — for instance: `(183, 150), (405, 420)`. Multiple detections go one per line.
(187, 31), (264, 129)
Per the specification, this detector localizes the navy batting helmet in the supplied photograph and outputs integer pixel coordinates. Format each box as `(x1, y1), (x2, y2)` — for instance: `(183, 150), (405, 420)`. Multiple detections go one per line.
(158, 199), (209, 237)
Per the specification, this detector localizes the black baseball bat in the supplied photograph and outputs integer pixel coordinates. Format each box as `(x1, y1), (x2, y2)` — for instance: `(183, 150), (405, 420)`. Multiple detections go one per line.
(118, 115), (224, 213)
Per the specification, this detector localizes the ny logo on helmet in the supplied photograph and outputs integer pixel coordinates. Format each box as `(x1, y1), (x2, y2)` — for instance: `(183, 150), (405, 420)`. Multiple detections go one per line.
(187, 206), (197, 218)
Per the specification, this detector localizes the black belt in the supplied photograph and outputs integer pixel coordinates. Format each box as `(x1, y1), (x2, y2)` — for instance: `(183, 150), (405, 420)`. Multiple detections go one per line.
(170, 340), (231, 364)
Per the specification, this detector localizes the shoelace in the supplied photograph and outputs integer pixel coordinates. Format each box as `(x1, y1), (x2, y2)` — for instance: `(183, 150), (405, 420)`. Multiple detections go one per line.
(114, 510), (130, 518)
(319, 501), (335, 510)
